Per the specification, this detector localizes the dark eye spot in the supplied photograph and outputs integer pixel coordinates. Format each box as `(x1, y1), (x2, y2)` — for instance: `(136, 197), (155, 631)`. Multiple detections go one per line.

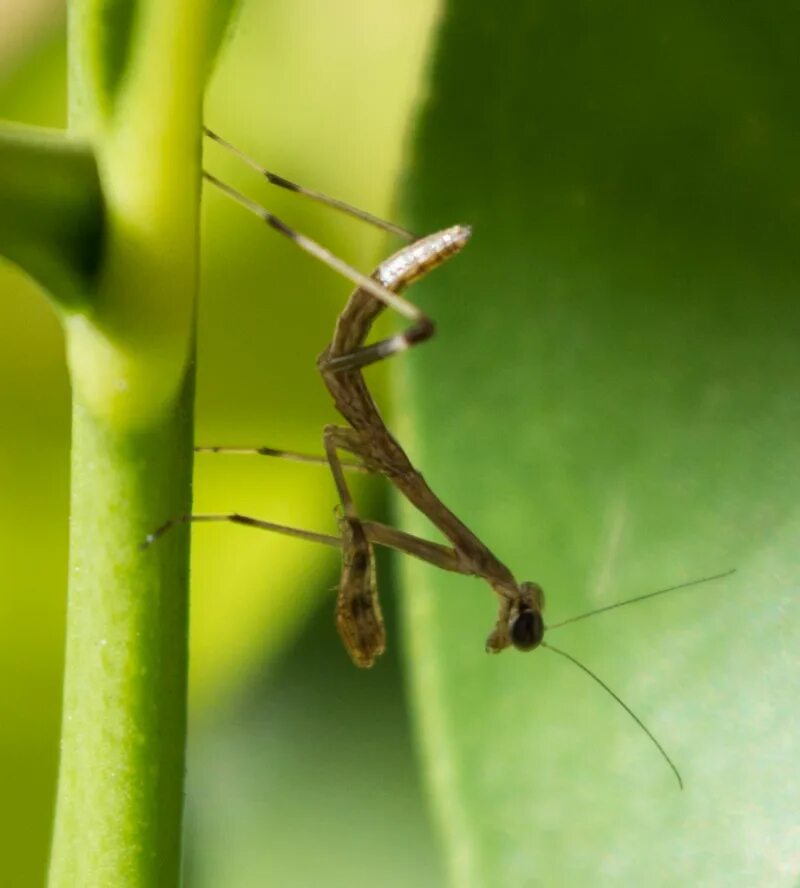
(510, 609), (544, 651)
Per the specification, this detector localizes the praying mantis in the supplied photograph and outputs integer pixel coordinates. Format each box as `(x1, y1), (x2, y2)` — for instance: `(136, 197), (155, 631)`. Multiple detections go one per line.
(145, 128), (734, 787)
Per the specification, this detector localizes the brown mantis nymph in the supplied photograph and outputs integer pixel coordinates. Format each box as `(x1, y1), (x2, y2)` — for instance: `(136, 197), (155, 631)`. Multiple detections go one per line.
(145, 129), (734, 787)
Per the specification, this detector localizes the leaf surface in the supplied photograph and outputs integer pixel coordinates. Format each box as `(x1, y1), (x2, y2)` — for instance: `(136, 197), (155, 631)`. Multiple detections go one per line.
(396, 3), (800, 885)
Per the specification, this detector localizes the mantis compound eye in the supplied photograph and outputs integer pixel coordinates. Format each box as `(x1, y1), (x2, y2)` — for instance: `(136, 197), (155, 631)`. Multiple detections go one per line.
(510, 608), (544, 651)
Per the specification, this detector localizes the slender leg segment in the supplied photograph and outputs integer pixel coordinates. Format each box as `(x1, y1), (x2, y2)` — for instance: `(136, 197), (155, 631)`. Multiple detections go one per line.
(322, 425), (365, 521)
(143, 511), (471, 579)
(361, 521), (465, 575)
(203, 171), (426, 320)
(142, 512), (343, 550)
(204, 127), (417, 241)
(141, 506), (470, 671)
(194, 444), (368, 472)
(317, 316), (435, 375)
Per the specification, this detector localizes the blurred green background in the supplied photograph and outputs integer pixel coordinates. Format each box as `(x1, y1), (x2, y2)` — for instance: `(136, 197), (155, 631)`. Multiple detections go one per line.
(3, 2), (800, 886)
(0, 2), (444, 885)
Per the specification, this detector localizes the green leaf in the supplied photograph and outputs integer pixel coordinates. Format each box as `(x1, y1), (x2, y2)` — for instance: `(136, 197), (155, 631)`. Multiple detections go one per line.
(395, 2), (800, 885)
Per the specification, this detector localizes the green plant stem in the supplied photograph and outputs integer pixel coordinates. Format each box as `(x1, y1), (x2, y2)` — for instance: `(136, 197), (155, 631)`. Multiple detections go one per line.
(46, 1), (234, 884)
(48, 391), (194, 885)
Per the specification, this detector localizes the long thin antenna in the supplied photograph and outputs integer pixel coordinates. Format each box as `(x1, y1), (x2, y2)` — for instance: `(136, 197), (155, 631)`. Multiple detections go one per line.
(203, 171), (424, 321)
(547, 569), (736, 632)
(542, 642), (683, 789)
(204, 127), (417, 241)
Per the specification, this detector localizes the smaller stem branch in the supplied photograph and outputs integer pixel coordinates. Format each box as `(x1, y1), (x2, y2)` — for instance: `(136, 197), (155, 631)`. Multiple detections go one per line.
(0, 122), (103, 310)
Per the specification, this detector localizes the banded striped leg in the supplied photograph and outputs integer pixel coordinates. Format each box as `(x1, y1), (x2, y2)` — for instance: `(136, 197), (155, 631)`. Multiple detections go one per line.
(203, 129), (449, 357)
(194, 445), (368, 472)
(204, 128), (417, 241)
(142, 512), (342, 549)
(319, 314), (435, 375)
(203, 172), (428, 317)
(204, 162), (471, 379)
(143, 512), (466, 577)
(323, 424), (385, 667)
(203, 165), (471, 349)
(142, 508), (468, 670)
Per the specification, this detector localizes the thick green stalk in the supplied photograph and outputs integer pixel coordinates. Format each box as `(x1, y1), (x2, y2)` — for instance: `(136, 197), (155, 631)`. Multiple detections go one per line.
(46, 1), (234, 884)
(49, 393), (194, 885)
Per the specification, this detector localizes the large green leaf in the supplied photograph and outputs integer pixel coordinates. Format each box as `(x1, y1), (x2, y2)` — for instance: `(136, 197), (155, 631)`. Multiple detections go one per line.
(395, 3), (800, 885)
